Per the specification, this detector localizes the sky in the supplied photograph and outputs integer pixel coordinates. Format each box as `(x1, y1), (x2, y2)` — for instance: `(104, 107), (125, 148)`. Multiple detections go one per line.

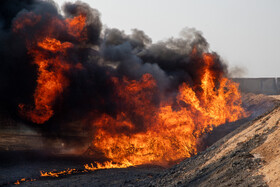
(55, 0), (280, 77)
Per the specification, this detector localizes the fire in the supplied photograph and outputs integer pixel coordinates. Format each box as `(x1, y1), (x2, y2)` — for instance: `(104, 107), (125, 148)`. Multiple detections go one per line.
(14, 161), (134, 185)
(12, 12), (41, 33)
(40, 168), (77, 177)
(39, 161), (133, 178)
(91, 53), (246, 166)
(14, 13), (87, 124)
(66, 14), (87, 40)
(84, 161), (134, 171)
(19, 37), (72, 124)
(14, 178), (36, 185)
(11, 1), (246, 172)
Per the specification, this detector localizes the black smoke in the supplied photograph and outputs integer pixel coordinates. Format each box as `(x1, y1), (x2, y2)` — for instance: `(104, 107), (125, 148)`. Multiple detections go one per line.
(0, 0), (228, 148)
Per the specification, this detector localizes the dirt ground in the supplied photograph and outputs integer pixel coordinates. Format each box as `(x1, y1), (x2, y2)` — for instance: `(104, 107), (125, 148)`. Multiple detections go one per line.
(0, 93), (279, 186)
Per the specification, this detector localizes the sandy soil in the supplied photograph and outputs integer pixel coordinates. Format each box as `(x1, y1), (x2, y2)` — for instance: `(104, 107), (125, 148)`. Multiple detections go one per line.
(149, 95), (280, 186)
(251, 113), (280, 186)
(269, 95), (280, 100)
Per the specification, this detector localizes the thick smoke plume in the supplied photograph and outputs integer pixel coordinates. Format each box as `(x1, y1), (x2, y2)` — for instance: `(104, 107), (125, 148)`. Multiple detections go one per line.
(0, 0), (229, 149)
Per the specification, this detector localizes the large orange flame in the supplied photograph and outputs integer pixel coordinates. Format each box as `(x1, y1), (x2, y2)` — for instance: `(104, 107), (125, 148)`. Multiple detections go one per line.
(19, 38), (72, 124)
(16, 14), (87, 124)
(91, 53), (246, 166)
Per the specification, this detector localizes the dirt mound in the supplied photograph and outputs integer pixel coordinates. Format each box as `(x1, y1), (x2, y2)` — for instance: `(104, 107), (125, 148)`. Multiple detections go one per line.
(150, 98), (280, 186)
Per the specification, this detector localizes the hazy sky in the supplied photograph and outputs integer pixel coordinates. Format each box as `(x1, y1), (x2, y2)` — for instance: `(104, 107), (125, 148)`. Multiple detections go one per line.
(55, 0), (280, 77)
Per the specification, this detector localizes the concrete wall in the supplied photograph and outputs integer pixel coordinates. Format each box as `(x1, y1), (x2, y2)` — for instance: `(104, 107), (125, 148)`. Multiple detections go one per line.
(233, 78), (279, 95)
(277, 78), (280, 93)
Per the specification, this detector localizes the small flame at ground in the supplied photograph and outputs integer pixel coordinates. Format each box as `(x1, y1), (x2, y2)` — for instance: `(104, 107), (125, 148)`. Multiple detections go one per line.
(84, 161), (134, 171)
(40, 168), (77, 177)
(14, 161), (134, 185)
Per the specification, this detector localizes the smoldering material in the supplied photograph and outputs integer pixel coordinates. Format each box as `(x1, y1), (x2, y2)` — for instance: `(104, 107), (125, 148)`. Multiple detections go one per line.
(0, 0), (228, 147)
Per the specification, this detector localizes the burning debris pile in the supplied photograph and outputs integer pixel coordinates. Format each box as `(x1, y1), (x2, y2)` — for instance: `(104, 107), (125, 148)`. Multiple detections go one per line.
(0, 0), (246, 170)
